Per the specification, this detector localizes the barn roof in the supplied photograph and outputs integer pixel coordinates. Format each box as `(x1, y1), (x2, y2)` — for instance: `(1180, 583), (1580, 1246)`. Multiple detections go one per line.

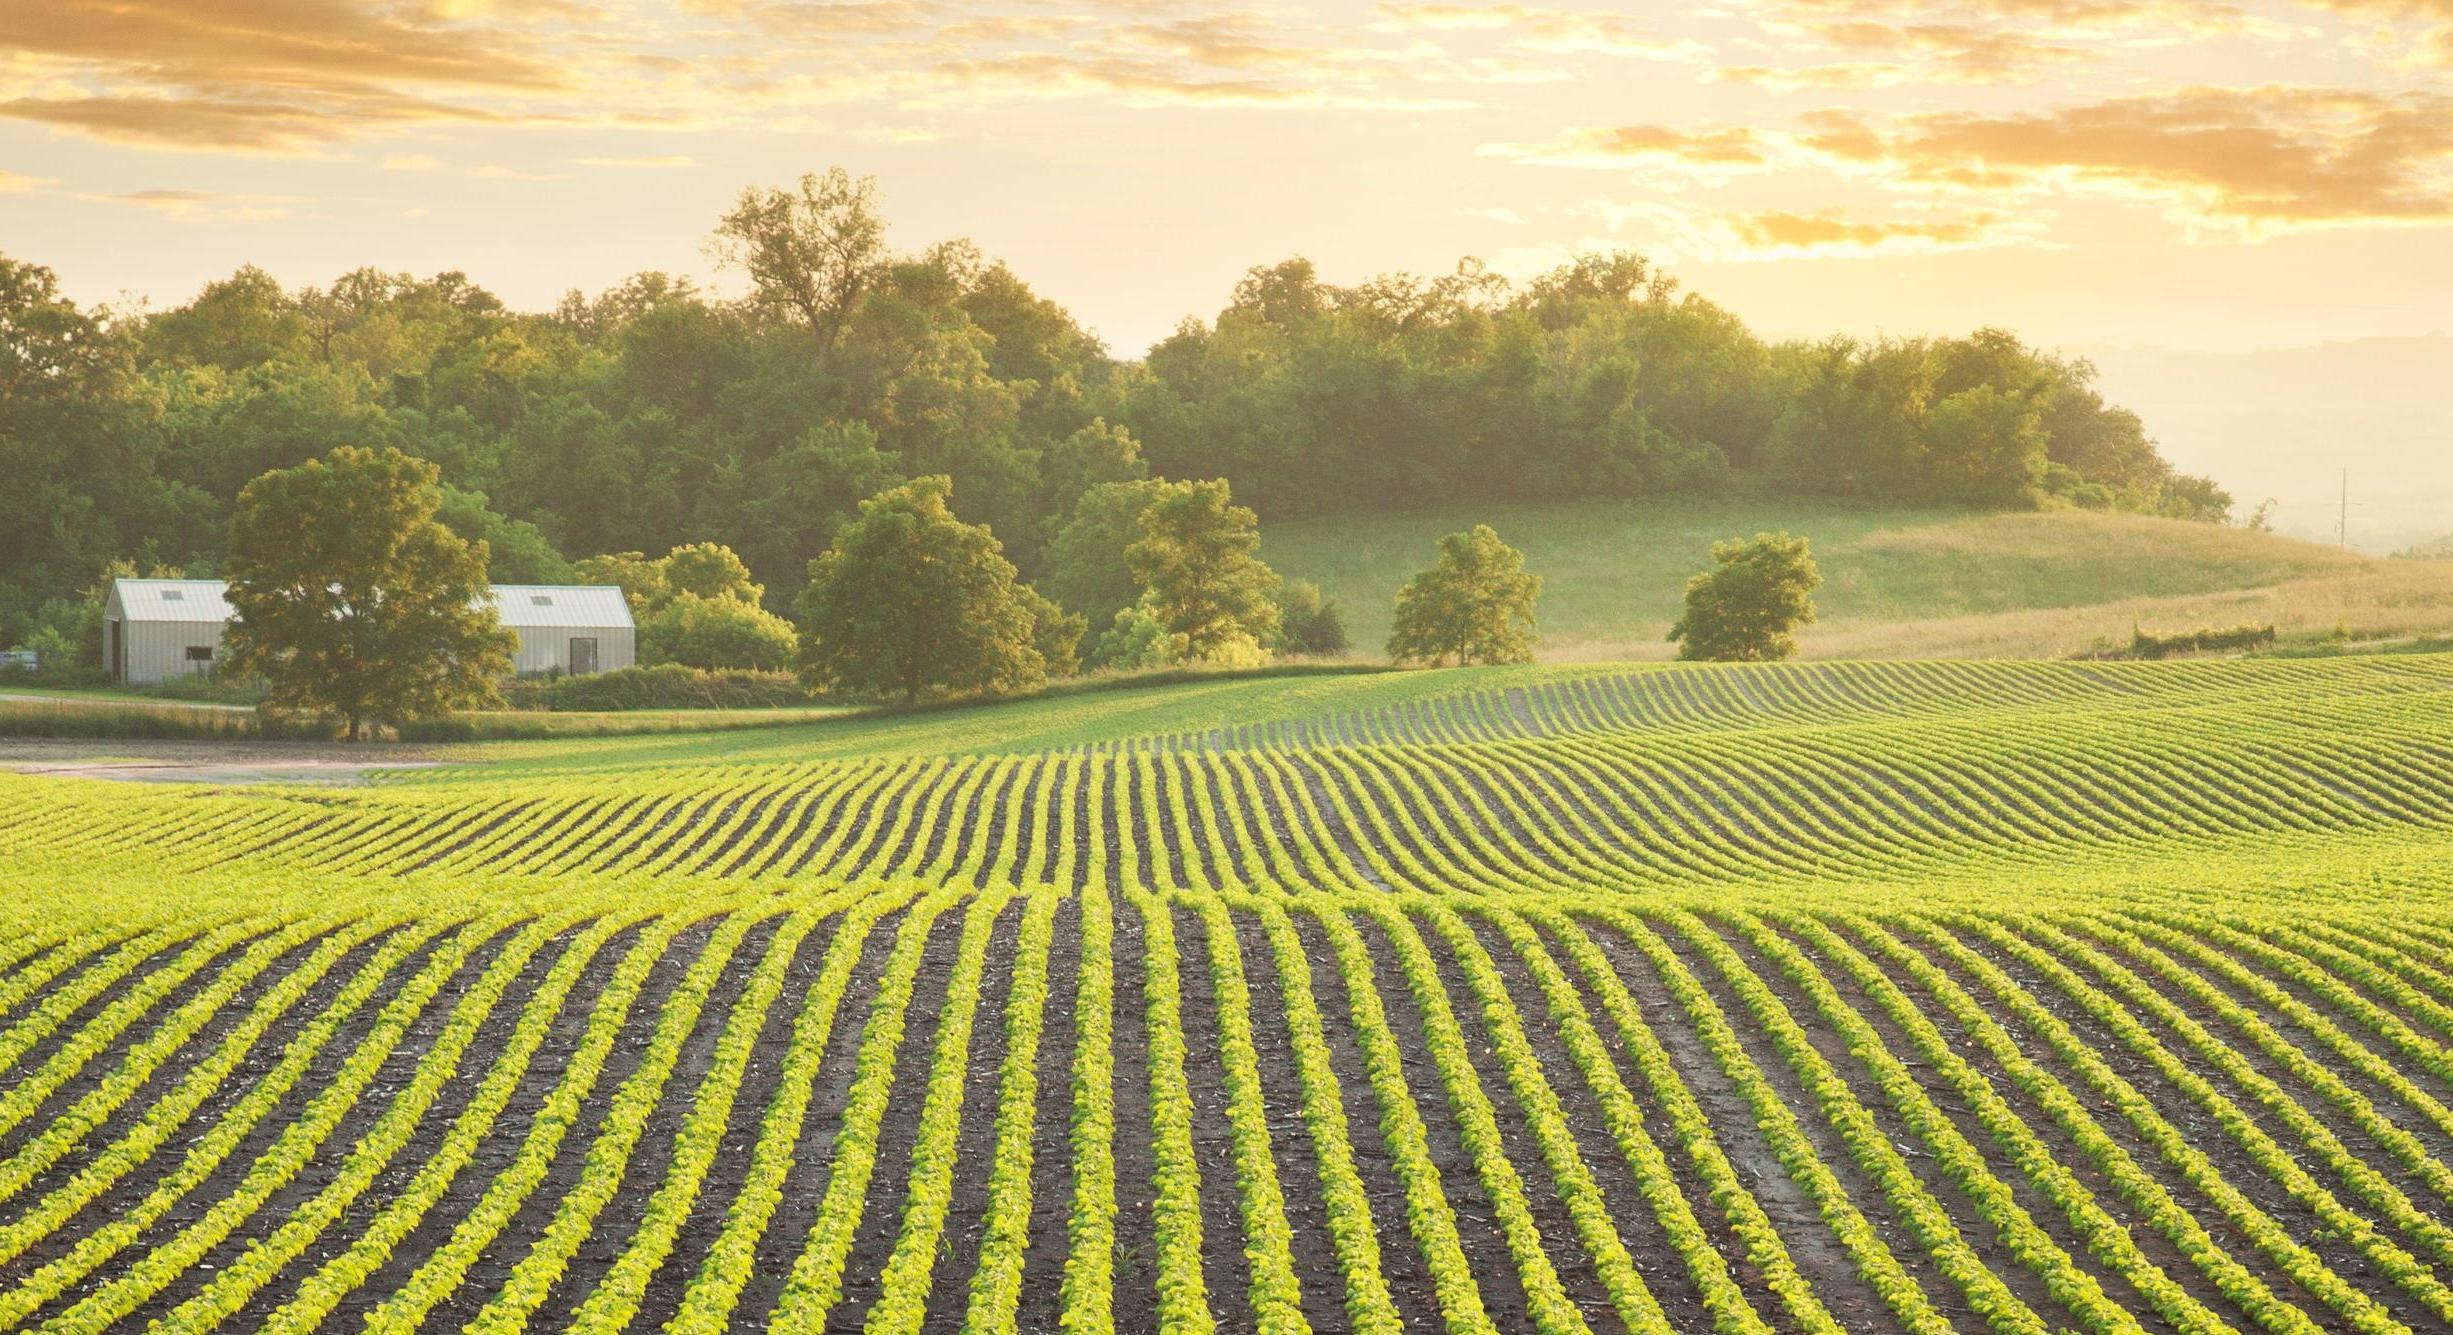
(107, 579), (633, 629)
(488, 585), (636, 629)
(110, 579), (235, 622)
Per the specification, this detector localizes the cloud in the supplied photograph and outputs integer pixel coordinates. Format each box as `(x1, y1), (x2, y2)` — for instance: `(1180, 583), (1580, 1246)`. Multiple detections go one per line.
(0, 0), (567, 150)
(470, 162), (569, 180)
(382, 153), (445, 171)
(1811, 86), (2453, 229)
(573, 154), (696, 167)
(1717, 208), (2022, 255)
(84, 187), (293, 220)
(1479, 124), (1779, 175)
(0, 169), (55, 192)
(1373, 4), (1713, 61)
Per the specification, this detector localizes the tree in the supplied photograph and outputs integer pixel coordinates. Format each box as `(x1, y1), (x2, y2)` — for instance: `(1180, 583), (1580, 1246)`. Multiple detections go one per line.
(712, 168), (887, 354)
(1126, 478), (1280, 664)
(1275, 579), (1351, 657)
(661, 540), (763, 603)
(639, 592), (797, 671)
(1044, 479), (1168, 631)
(794, 476), (1044, 702)
(1668, 531), (1822, 662)
(1386, 525), (1541, 666)
(573, 550), (671, 614)
(1019, 585), (1085, 678)
(222, 446), (515, 738)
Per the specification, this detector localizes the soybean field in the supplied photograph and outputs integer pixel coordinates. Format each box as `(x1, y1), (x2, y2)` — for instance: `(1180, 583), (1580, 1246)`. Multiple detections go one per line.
(9, 655), (2453, 1333)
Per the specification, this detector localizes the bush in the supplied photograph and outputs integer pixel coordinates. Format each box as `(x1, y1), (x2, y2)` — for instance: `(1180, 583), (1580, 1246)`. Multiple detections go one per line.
(639, 593), (798, 671)
(1274, 580), (1350, 657)
(2076, 623), (2277, 660)
(498, 664), (810, 711)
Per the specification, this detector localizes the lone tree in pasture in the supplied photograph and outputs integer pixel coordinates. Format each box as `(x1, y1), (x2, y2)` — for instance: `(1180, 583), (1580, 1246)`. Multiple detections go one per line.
(223, 446), (514, 739)
(1387, 524), (1542, 667)
(1126, 478), (1281, 665)
(794, 475), (1049, 702)
(1669, 530), (1822, 662)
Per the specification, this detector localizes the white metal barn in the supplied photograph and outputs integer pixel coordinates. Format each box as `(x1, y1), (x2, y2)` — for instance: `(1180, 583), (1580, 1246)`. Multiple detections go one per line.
(105, 579), (635, 684)
(490, 585), (636, 676)
(102, 579), (235, 685)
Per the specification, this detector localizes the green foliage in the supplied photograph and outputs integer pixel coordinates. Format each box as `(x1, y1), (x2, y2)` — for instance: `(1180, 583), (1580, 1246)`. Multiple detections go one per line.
(1669, 531), (1822, 662)
(223, 446), (515, 737)
(1386, 526), (1540, 667)
(661, 541), (763, 604)
(1127, 478), (1280, 665)
(573, 541), (786, 669)
(435, 484), (571, 584)
(2082, 622), (2278, 661)
(0, 189), (2213, 642)
(639, 593), (798, 671)
(572, 551), (672, 615)
(1089, 599), (1174, 672)
(1273, 579), (1351, 657)
(794, 476), (1045, 702)
(1045, 479), (1169, 632)
(497, 663), (807, 711)
(1019, 585), (1085, 679)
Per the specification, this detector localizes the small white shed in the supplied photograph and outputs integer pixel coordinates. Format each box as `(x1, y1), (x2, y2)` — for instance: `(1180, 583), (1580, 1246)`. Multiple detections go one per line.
(104, 579), (635, 684)
(491, 585), (636, 676)
(103, 579), (234, 685)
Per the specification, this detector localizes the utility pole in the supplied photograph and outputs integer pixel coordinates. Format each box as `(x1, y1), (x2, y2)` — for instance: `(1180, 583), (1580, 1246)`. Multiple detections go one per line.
(2340, 468), (2349, 549)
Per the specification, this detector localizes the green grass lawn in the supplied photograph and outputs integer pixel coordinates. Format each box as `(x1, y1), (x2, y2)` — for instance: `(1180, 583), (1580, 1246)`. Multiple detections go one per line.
(1261, 496), (2427, 660)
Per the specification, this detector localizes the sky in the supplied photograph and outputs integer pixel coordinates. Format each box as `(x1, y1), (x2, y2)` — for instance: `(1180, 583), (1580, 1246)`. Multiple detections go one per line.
(4, 0), (2452, 360)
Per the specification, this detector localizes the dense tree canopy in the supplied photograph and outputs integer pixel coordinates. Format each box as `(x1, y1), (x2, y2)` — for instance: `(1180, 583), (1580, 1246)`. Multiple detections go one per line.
(0, 170), (2222, 655)
(222, 446), (515, 737)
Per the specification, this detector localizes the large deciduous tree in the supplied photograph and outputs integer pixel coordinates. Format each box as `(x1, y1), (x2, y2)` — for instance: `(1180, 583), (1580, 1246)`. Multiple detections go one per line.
(223, 446), (514, 738)
(793, 476), (1048, 702)
(1668, 531), (1822, 662)
(712, 167), (887, 355)
(1125, 478), (1280, 665)
(1387, 525), (1541, 667)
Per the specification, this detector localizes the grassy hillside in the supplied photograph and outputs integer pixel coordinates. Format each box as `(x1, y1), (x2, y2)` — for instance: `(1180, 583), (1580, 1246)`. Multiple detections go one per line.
(1262, 496), (2453, 660)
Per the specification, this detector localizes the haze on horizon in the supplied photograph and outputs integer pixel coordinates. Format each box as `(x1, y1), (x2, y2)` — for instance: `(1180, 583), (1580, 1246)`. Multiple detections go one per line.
(6, 0), (2452, 531)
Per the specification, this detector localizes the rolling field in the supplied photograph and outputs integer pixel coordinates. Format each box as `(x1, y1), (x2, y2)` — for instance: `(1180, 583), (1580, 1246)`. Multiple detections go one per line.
(8, 658), (2453, 1331)
(1262, 499), (2453, 660)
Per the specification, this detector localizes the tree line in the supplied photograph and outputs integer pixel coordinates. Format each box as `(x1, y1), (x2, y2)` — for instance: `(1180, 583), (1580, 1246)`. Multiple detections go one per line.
(203, 443), (1816, 733)
(0, 167), (2227, 659)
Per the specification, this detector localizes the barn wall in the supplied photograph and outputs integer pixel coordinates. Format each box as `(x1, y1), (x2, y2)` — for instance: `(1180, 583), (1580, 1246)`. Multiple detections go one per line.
(508, 625), (635, 676)
(120, 619), (227, 686)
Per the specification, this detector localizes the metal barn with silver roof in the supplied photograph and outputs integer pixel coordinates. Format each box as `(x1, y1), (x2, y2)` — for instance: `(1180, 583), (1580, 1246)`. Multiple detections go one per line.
(487, 585), (636, 676)
(102, 579), (236, 685)
(104, 579), (635, 685)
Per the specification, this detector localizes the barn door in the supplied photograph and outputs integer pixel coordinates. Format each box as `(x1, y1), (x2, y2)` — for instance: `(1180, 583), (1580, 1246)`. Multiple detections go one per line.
(570, 637), (599, 675)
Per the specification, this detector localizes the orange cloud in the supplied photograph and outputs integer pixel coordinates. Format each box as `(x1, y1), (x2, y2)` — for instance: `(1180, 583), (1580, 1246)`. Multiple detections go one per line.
(1479, 124), (1778, 174)
(1720, 208), (2019, 255)
(1818, 87), (2453, 228)
(0, 0), (565, 150)
(1374, 3), (1712, 61)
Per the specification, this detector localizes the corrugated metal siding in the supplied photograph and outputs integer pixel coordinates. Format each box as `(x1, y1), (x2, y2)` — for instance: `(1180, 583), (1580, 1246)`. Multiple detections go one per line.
(509, 625), (635, 675)
(118, 619), (227, 686)
(107, 578), (637, 681)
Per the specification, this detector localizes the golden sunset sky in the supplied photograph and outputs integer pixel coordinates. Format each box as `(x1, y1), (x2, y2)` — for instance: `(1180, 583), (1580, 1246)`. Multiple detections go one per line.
(4, 0), (2451, 357)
